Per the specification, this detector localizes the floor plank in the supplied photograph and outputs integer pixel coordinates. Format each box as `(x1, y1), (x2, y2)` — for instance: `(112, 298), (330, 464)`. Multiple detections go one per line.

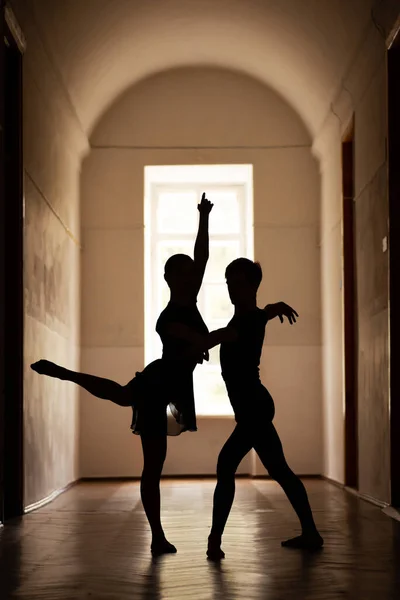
(1, 479), (399, 599)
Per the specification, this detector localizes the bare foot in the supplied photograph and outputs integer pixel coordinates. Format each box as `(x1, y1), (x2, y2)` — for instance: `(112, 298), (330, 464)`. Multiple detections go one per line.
(207, 534), (225, 561)
(281, 532), (324, 550)
(31, 359), (64, 378)
(151, 537), (177, 557)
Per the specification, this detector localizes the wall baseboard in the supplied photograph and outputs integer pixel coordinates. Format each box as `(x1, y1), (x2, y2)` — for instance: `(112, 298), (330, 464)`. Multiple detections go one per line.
(24, 480), (79, 514)
(382, 506), (400, 522)
(321, 475), (391, 510)
(80, 476), (140, 482)
(321, 475), (344, 488)
(252, 474), (321, 480)
(354, 490), (389, 509)
(21, 475), (397, 520)
(80, 474), (247, 481)
(80, 473), (322, 482)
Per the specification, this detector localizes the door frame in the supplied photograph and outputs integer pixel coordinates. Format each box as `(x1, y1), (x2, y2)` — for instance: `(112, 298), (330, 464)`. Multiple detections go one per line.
(387, 25), (400, 508)
(342, 118), (358, 490)
(1, 3), (25, 522)
(0, 0), (5, 526)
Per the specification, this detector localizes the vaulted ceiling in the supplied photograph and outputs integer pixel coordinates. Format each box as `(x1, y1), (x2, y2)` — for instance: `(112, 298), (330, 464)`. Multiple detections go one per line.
(27, 0), (373, 137)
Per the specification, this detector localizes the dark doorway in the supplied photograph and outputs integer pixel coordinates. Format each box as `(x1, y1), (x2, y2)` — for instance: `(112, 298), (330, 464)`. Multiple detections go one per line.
(388, 28), (400, 508)
(0, 3), (5, 526)
(0, 12), (24, 522)
(342, 119), (358, 490)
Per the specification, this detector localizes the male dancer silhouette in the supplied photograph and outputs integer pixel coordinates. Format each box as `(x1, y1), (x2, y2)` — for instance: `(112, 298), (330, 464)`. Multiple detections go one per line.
(205, 258), (324, 559)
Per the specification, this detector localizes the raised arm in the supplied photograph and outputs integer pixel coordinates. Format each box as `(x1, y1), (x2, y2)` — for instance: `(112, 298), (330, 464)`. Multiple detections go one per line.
(193, 192), (213, 296)
(263, 302), (299, 324)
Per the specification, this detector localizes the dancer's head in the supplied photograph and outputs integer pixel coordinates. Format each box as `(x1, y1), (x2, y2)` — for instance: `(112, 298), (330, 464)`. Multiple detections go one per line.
(225, 258), (262, 306)
(164, 254), (196, 296)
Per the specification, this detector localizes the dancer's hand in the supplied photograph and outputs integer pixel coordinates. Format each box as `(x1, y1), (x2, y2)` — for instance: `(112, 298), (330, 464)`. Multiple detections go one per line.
(195, 352), (209, 365)
(265, 302), (298, 324)
(198, 192), (213, 215)
(278, 302), (298, 324)
(31, 359), (64, 378)
(189, 346), (209, 364)
(184, 342), (206, 364)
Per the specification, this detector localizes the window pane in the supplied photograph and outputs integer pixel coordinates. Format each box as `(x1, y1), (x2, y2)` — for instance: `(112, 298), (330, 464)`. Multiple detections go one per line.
(205, 241), (241, 282)
(208, 190), (241, 234)
(204, 284), (233, 321)
(157, 191), (198, 234)
(157, 242), (192, 312)
(160, 284), (170, 310)
(158, 242), (192, 268)
(207, 345), (220, 366)
(147, 173), (251, 416)
(194, 368), (233, 416)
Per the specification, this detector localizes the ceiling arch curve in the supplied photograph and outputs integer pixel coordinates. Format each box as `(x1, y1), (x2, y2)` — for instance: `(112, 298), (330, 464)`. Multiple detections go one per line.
(90, 66), (312, 147)
(29, 0), (373, 138)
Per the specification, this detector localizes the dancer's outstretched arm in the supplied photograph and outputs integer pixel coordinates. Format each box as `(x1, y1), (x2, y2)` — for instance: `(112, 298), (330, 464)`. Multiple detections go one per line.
(165, 323), (237, 352)
(31, 360), (131, 406)
(263, 302), (298, 324)
(193, 192), (213, 297)
(167, 302), (299, 352)
(201, 303), (299, 349)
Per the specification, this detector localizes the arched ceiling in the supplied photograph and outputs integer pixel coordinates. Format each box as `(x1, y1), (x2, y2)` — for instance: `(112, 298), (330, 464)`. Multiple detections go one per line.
(28, 0), (373, 138)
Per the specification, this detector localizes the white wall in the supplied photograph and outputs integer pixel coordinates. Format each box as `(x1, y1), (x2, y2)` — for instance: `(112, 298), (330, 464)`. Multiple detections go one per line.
(80, 67), (321, 477)
(11, 0), (88, 507)
(313, 8), (396, 501)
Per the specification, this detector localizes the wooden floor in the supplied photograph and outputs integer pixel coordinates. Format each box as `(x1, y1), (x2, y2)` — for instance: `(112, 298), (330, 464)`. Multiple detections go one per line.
(0, 479), (399, 599)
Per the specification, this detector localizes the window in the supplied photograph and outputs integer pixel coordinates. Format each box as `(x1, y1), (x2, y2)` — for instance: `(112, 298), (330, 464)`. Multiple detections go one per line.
(145, 165), (253, 415)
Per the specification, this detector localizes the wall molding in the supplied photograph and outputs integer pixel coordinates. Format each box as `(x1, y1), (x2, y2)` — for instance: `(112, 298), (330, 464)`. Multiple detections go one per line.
(312, 10), (387, 164)
(386, 13), (400, 48)
(24, 170), (81, 249)
(371, 0), (400, 48)
(321, 475), (392, 511)
(312, 0), (400, 161)
(9, 1), (89, 158)
(251, 474), (321, 480)
(382, 506), (400, 522)
(24, 480), (79, 514)
(80, 474), (322, 482)
(18, 476), (398, 518)
(90, 144), (312, 151)
(5, 3), (26, 53)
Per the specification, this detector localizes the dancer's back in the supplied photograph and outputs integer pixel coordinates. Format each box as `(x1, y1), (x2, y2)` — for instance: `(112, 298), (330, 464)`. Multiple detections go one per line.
(157, 301), (209, 364)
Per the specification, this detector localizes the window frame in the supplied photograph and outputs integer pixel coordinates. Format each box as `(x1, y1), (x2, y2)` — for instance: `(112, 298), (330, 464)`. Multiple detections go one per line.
(147, 180), (250, 415)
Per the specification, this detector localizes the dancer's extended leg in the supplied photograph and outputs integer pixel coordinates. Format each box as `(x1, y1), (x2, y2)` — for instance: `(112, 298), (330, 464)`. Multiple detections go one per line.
(207, 425), (252, 560)
(253, 423), (323, 550)
(140, 435), (176, 556)
(31, 359), (131, 406)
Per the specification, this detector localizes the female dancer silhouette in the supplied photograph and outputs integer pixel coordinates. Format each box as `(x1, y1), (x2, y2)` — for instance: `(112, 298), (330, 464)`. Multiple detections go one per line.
(31, 193), (231, 556)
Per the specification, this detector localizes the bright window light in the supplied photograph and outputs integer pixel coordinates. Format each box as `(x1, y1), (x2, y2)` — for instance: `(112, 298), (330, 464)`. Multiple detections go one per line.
(144, 165), (253, 416)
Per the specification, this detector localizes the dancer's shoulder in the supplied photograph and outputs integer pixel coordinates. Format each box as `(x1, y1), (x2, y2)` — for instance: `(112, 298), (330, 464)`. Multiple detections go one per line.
(256, 307), (269, 323)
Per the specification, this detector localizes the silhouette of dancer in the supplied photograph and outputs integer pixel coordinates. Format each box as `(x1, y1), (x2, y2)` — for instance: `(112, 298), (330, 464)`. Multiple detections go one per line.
(31, 193), (219, 556)
(204, 258), (324, 560)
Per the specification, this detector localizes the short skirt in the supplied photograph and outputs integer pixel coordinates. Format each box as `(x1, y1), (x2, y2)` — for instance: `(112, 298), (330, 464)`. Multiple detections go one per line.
(126, 359), (197, 437)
